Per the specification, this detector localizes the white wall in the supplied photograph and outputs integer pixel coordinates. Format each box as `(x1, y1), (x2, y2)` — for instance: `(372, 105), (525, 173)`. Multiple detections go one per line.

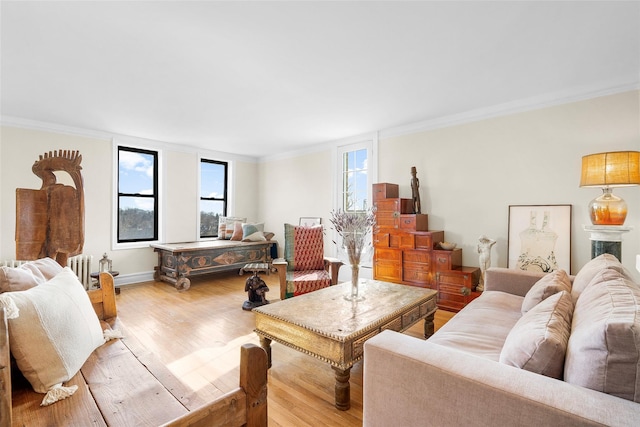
(2, 90), (639, 283)
(260, 91), (640, 281)
(0, 126), (260, 284)
(258, 149), (333, 256)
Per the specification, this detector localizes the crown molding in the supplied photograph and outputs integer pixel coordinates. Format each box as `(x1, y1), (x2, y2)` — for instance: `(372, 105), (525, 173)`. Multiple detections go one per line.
(379, 82), (640, 140)
(3, 82), (638, 164)
(0, 116), (259, 163)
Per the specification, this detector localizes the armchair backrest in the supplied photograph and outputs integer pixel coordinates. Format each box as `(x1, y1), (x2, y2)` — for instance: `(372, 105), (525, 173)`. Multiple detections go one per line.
(284, 224), (325, 271)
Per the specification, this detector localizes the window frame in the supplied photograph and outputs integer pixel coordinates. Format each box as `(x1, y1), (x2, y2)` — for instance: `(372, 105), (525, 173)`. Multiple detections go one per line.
(199, 158), (229, 239)
(333, 135), (378, 268)
(113, 143), (162, 249)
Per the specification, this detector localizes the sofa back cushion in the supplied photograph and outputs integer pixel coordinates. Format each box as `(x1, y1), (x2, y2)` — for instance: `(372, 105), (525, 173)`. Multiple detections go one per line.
(565, 269), (640, 402)
(521, 269), (572, 314)
(571, 253), (631, 302)
(500, 290), (573, 379)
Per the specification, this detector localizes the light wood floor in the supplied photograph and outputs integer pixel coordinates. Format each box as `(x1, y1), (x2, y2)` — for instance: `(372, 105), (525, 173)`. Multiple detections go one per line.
(115, 271), (455, 426)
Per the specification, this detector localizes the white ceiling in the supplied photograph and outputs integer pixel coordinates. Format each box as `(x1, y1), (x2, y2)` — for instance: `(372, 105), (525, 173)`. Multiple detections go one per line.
(1, 1), (639, 158)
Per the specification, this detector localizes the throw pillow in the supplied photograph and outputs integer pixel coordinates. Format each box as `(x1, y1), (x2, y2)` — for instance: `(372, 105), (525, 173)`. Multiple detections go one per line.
(230, 221), (245, 241)
(224, 216), (246, 239)
(0, 267), (105, 405)
(571, 253), (632, 302)
(242, 223), (266, 242)
(521, 269), (572, 314)
(284, 223), (325, 271)
(217, 216), (227, 240)
(0, 258), (63, 293)
(564, 269), (640, 402)
(500, 290), (574, 379)
(28, 257), (64, 280)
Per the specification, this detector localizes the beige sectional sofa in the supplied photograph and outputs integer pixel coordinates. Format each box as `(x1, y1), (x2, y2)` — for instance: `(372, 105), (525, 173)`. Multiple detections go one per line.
(363, 254), (640, 426)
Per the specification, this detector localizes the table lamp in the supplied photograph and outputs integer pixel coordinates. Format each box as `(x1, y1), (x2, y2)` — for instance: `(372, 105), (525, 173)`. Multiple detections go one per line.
(580, 151), (640, 225)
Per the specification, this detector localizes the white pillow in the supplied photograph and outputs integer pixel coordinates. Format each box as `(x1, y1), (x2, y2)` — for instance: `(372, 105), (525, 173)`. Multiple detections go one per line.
(0, 267), (105, 405)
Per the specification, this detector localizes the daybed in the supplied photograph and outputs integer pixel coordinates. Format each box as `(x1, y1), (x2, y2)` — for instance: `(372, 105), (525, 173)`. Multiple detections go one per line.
(0, 259), (268, 427)
(364, 254), (640, 426)
(152, 240), (275, 290)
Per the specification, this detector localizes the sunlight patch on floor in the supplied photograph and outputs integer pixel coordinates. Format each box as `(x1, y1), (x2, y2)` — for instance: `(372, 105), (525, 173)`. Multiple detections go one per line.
(165, 332), (260, 391)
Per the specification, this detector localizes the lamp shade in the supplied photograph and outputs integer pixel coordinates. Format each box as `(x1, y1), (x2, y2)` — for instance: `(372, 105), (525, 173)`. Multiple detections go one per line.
(580, 151), (640, 187)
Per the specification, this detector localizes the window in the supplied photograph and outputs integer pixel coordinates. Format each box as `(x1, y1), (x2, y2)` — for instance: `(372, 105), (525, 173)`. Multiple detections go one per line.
(335, 138), (377, 270)
(339, 147), (369, 212)
(117, 146), (158, 242)
(200, 159), (228, 238)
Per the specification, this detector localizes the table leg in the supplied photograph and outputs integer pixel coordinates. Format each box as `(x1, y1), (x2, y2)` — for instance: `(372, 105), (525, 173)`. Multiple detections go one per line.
(424, 311), (435, 338)
(332, 366), (351, 411)
(259, 336), (272, 369)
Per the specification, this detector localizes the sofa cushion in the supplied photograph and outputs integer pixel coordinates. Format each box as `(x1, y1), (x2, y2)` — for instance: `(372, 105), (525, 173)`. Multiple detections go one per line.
(571, 253), (631, 302)
(0, 257), (63, 293)
(429, 291), (523, 361)
(521, 269), (572, 314)
(0, 267), (105, 405)
(565, 269), (640, 402)
(500, 290), (573, 379)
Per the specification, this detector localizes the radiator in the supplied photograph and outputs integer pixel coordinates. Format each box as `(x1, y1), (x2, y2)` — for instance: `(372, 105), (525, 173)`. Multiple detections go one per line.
(0, 255), (94, 289)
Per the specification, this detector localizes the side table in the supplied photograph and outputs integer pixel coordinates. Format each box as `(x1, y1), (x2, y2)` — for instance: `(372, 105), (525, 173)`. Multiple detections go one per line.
(91, 271), (120, 294)
(583, 225), (633, 260)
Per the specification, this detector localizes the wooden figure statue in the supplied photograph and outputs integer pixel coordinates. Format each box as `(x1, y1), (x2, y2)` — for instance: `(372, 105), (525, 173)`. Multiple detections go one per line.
(410, 166), (421, 214)
(15, 150), (85, 266)
(243, 274), (270, 311)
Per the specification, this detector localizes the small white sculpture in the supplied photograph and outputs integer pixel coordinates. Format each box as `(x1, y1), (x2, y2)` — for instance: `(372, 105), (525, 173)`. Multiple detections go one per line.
(477, 235), (496, 292)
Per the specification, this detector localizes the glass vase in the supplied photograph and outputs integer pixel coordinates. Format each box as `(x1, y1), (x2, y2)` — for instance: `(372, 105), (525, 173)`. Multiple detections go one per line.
(345, 263), (364, 301)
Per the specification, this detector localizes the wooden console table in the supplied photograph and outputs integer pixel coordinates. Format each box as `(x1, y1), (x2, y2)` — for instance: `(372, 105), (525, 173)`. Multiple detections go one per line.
(151, 240), (274, 290)
(253, 280), (437, 410)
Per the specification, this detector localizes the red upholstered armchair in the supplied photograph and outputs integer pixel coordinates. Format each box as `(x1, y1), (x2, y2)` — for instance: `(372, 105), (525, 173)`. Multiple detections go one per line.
(273, 224), (343, 300)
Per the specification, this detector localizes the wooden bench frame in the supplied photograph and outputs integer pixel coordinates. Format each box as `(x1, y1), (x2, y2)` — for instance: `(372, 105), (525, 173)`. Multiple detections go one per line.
(0, 272), (268, 427)
(151, 240), (275, 290)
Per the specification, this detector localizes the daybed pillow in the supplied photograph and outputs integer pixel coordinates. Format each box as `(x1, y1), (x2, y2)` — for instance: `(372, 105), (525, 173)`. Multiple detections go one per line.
(284, 223), (325, 271)
(564, 269), (640, 402)
(230, 221), (245, 241)
(500, 290), (573, 379)
(571, 253), (631, 302)
(521, 269), (572, 314)
(0, 267), (105, 405)
(224, 216), (246, 240)
(0, 257), (63, 293)
(242, 223), (267, 242)
(217, 217), (227, 240)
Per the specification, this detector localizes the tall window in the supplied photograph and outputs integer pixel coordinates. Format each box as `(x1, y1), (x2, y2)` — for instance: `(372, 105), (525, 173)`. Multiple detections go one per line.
(117, 146), (158, 242)
(340, 147), (369, 212)
(200, 159), (228, 238)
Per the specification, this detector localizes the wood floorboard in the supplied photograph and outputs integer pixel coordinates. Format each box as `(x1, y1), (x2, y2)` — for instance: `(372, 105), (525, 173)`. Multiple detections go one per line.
(115, 271), (455, 426)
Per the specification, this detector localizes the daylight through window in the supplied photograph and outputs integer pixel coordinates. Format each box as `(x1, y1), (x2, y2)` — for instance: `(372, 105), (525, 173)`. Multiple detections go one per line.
(341, 148), (368, 212)
(200, 159), (228, 238)
(117, 146), (158, 242)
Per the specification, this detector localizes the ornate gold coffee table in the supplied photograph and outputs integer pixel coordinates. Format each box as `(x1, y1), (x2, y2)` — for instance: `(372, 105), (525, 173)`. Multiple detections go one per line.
(253, 279), (437, 410)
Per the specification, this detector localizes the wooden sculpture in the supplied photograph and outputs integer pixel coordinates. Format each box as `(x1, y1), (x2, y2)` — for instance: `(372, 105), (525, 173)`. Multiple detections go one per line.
(15, 150), (85, 266)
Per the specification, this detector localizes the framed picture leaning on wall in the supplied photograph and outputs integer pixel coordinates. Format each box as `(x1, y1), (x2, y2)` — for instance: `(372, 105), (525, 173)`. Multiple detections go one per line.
(508, 204), (572, 273)
(299, 217), (321, 227)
